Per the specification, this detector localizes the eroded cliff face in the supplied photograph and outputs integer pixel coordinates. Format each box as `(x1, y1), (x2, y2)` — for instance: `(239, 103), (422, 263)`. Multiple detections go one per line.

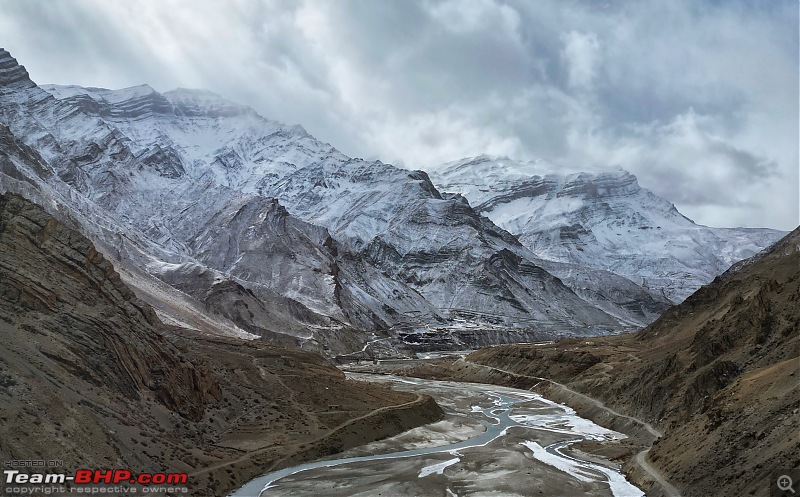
(0, 192), (221, 420)
(0, 193), (443, 495)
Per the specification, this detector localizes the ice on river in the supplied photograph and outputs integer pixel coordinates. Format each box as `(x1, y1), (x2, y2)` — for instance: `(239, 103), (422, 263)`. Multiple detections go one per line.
(521, 441), (645, 497)
(418, 457), (460, 478)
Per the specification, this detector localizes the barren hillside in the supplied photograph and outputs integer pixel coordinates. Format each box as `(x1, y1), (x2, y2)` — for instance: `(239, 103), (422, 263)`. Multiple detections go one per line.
(0, 192), (442, 495)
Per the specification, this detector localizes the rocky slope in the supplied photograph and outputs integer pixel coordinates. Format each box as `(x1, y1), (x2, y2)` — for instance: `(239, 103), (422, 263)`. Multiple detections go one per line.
(0, 46), (783, 353)
(431, 155), (785, 303)
(42, 82), (628, 332)
(0, 192), (442, 495)
(462, 227), (800, 496)
(0, 191), (221, 423)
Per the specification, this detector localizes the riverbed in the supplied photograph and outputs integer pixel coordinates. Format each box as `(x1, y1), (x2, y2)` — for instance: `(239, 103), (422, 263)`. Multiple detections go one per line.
(230, 374), (645, 497)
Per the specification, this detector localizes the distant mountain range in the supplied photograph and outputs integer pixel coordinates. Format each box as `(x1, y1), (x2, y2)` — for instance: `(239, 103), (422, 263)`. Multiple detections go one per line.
(0, 48), (786, 355)
(431, 155), (784, 303)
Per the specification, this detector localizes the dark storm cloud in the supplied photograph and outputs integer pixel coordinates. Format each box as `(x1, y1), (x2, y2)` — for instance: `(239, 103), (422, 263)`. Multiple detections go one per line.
(0, 0), (796, 229)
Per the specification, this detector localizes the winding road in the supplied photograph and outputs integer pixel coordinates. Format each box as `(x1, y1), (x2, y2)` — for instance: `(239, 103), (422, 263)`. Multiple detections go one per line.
(462, 358), (681, 497)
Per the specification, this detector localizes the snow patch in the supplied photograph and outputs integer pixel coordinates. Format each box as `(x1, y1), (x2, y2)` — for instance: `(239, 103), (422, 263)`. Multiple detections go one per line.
(521, 441), (644, 497)
(418, 457), (460, 478)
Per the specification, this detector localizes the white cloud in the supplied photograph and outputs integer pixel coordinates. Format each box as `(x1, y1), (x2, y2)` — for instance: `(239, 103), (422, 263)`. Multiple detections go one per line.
(564, 109), (791, 228)
(426, 0), (521, 35)
(561, 31), (601, 89)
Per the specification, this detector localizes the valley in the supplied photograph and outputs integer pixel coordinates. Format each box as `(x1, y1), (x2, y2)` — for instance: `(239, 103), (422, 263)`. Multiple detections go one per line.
(0, 42), (796, 497)
(371, 227), (800, 497)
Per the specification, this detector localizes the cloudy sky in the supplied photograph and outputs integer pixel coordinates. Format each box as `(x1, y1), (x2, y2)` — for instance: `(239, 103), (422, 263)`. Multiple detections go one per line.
(1, 0), (797, 229)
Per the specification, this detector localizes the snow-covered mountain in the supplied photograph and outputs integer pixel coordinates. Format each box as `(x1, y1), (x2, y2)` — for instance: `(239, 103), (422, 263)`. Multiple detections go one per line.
(0, 48), (679, 355)
(430, 155), (786, 302)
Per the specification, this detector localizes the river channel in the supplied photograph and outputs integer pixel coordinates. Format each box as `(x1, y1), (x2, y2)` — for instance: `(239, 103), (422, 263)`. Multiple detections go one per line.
(230, 374), (645, 497)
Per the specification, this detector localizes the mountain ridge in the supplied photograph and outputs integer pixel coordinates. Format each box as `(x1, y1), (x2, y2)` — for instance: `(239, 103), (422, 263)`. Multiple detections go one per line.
(430, 155), (786, 303)
(0, 47), (784, 355)
(0, 47), (659, 355)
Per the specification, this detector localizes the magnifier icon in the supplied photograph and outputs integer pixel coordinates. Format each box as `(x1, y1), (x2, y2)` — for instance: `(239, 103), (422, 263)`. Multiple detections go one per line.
(779, 475), (795, 494)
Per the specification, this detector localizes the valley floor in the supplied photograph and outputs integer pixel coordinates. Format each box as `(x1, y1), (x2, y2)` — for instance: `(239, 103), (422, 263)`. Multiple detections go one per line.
(368, 328), (798, 497)
(231, 373), (647, 497)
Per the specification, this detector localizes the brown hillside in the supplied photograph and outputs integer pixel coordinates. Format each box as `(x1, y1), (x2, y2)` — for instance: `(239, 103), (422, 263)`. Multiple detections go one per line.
(465, 227), (800, 497)
(0, 192), (442, 496)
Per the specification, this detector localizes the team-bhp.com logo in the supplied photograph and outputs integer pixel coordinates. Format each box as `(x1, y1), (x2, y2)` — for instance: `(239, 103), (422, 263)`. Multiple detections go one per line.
(5, 469), (187, 485)
(3, 466), (189, 494)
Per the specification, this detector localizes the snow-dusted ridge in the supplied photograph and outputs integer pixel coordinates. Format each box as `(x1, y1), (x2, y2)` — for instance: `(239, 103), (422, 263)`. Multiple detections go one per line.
(430, 155), (785, 303)
(0, 48), (783, 353)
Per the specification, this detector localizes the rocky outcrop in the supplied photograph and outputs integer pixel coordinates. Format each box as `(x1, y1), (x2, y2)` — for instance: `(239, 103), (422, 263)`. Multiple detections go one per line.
(0, 192), (221, 420)
(0, 49), (36, 90)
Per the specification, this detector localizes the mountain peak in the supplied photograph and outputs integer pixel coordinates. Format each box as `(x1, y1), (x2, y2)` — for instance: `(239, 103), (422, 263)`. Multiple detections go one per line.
(0, 48), (35, 90)
(429, 154), (786, 302)
(101, 83), (159, 103)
